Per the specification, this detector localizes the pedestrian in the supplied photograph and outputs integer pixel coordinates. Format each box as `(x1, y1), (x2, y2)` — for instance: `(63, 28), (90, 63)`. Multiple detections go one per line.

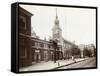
(58, 62), (60, 67)
(72, 56), (76, 63)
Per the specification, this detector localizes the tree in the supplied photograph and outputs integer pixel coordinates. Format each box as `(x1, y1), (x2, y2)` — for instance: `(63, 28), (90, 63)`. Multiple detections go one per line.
(91, 44), (96, 57)
(83, 47), (92, 57)
(71, 46), (81, 58)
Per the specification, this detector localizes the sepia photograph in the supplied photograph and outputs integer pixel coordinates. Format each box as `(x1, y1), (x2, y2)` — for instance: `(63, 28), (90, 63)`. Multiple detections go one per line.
(17, 3), (97, 72)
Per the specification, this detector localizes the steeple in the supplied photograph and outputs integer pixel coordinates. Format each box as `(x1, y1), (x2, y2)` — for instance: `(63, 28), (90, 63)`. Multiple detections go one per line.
(56, 8), (58, 19)
(52, 8), (62, 41)
(55, 8), (59, 25)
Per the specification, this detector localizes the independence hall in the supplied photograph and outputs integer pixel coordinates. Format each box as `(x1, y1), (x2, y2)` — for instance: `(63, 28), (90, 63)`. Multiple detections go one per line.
(19, 7), (80, 68)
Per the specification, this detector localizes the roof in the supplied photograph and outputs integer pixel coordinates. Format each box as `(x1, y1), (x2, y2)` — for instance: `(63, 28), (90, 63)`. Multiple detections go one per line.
(63, 38), (76, 46)
(19, 6), (33, 16)
(31, 37), (52, 44)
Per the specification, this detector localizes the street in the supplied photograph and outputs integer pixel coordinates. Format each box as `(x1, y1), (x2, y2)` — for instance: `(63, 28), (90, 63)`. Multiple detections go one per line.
(19, 58), (86, 71)
(57, 57), (96, 69)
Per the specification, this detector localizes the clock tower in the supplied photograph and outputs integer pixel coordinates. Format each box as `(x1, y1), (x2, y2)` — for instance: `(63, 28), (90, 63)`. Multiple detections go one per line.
(52, 8), (62, 45)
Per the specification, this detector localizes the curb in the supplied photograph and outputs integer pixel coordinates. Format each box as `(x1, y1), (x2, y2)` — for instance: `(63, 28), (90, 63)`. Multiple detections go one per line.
(52, 58), (89, 70)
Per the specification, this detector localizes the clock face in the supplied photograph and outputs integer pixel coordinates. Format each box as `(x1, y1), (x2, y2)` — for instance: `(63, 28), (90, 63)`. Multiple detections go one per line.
(54, 33), (60, 39)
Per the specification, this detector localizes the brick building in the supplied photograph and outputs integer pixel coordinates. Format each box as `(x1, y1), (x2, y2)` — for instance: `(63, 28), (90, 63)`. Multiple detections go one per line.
(19, 7), (33, 67)
(31, 31), (63, 62)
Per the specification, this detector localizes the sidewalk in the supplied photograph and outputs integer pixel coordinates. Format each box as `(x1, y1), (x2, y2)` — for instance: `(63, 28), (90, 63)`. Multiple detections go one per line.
(19, 58), (88, 71)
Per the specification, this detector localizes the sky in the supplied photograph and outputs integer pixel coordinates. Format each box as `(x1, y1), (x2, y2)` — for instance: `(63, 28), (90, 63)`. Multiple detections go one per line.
(20, 4), (96, 45)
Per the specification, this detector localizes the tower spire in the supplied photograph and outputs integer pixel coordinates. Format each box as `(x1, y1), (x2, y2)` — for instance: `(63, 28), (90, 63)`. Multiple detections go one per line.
(56, 8), (58, 19)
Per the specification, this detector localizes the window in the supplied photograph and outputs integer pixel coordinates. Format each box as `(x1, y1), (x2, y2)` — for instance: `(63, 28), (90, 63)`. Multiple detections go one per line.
(40, 43), (44, 47)
(20, 47), (27, 58)
(19, 15), (27, 29)
(32, 41), (35, 46)
(19, 36), (25, 46)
